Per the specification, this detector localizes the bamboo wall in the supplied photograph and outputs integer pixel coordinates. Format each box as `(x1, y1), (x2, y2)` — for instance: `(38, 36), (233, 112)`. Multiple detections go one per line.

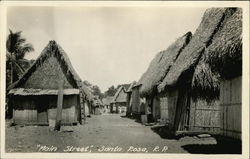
(166, 88), (189, 132)
(159, 94), (169, 123)
(131, 87), (141, 113)
(84, 102), (90, 116)
(220, 76), (242, 140)
(152, 96), (160, 120)
(13, 95), (79, 125)
(188, 99), (220, 133)
(126, 93), (132, 115)
(165, 90), (178, 130)
(48, 106), (76, 124)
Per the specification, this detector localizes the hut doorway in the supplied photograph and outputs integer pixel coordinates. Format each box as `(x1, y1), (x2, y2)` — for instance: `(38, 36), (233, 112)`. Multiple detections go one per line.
(36, 96), (49, 124)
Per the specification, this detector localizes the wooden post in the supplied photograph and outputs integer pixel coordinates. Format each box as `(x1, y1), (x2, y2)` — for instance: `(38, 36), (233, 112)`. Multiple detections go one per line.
(116, 104), (119, 113)
(79, 90), (85, 124)
(54, 81), (64, 131)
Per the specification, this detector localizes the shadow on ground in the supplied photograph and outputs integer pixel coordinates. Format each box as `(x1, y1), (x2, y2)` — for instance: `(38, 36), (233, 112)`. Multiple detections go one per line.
(150, 126), (178, 139)
(181, 142), (241, 154)
(120, 114), (143, 124)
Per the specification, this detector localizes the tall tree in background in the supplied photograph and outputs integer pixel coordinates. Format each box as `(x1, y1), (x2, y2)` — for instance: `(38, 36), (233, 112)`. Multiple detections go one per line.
(92, 85), (104, 99)
(6, 29), (34, 87)
(104, 85), (116, 97)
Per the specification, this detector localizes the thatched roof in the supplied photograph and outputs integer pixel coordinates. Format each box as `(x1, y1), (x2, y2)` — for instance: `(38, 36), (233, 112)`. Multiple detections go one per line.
(102, 96), (113, 105)
(205, 8), (242, 79)
(8, 41), (90, 98)
(158, 8), (229, 92)
(81, 82), (95, 102)
(111, 86), (127, 103)
(190, 8), (239, 101)
(126, 81), (137, 93)
(191, 55), (221, 102)
(9, 88), (79, 96)
(138, 32), (192, 97)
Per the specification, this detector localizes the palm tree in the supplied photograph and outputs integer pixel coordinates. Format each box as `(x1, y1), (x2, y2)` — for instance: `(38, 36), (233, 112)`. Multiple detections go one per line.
(6, 29), (34, 86)
(6, 30), (34, 119)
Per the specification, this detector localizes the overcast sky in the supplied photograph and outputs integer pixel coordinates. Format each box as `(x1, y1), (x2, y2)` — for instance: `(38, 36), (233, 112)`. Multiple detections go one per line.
(7, 6), (207, 92)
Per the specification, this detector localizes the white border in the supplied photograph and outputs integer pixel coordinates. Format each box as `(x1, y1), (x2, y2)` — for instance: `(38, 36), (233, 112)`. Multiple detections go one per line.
(0, 1), (249, 159)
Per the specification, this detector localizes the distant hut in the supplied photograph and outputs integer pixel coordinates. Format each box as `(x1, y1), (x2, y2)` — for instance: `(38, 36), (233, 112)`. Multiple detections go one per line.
(8, 41), (86, 125)
(126, 81), (136, 116)
(130, 83), (146, 119)
(205, 9), (242, 140)
(102, 96), (113, 113)
(92, 96), (103, 115)
(111, 86), (127, 113)
(138, 32), (192, 123)
(157, 8), (237, 134)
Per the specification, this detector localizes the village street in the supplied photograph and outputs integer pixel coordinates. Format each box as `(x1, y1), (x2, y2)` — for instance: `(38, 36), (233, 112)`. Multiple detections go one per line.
(5, 113), (235, 154)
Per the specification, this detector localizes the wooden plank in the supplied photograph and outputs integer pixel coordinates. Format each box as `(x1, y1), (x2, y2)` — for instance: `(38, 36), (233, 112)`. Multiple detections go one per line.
(54, 81), (64, 131)
(220, 77), (242, 140)
(160, 95), (168, 120)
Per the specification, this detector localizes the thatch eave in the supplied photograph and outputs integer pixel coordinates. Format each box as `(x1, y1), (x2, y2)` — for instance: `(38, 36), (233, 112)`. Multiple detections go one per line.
(206, 8), (242, 80)
(138, 32), (192, 97)
(9, 88), (80, 96)
(158, 8), (229, 93)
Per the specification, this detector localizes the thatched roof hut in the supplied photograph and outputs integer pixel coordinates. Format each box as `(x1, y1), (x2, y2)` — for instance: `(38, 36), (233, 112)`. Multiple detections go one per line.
(9, 41), (84, 92)
(158, 8), (234, 92)
(111, 86), (127, 103)
(153, 8), (240, 133)
(138, 32), (192, 97)
(8, 40), (87, 125)
(110, 86), (128, 113)
(102, 96), (113, 106)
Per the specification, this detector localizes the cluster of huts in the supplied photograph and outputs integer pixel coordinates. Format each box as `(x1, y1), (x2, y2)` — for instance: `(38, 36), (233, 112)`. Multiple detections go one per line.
(101, 86), (129, 114)
(6, 7), (242, 142)
(126, 8), (242, 141)
(7, 40), (104, 125)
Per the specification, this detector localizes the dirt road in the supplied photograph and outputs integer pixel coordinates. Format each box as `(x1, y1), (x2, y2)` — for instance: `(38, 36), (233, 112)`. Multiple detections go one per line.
(6, 114), (237, 153)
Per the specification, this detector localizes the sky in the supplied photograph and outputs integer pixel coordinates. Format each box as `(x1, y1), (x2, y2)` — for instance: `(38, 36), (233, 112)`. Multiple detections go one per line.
(7, 6), (207, 92)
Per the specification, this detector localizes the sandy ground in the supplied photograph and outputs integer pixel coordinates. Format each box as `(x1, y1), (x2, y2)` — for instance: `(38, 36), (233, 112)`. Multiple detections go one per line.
(5, 114), (240, 153)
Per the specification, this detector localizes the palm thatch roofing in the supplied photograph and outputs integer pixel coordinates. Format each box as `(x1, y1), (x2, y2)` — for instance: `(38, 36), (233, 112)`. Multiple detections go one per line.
(126, 81), (137, 93)
(138, 32), (192, 97)
(111, 86), (127, 103)
(191, 55), (221, 102)
(205, 8), (242, 79)
(158, 8), (230, 92)
(102, 96), (113, 105)
(190, 8), (239, 101)
(9, 88), (79, 96)
(81, 82), (95, 102)
(8, 40), (89, 98)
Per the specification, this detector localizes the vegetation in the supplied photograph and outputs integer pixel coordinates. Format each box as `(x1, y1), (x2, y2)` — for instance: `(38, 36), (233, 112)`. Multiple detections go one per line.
(104, 84), (130, 97)
(6, 29), (34, 88)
